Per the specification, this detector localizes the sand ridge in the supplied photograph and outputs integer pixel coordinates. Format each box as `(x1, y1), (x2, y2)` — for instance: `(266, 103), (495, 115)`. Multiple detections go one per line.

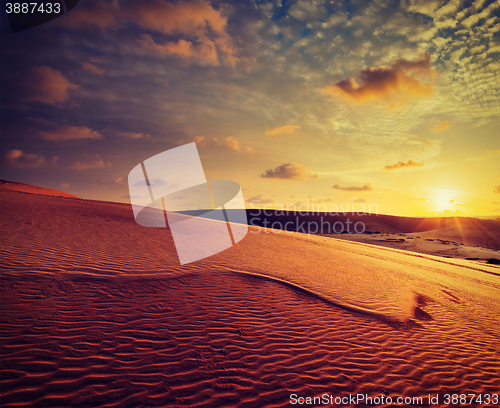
(0, 180), (80, 199)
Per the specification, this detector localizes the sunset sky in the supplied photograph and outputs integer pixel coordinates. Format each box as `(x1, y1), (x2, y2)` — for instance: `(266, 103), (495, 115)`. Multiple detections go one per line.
(1, 0), (499, 217)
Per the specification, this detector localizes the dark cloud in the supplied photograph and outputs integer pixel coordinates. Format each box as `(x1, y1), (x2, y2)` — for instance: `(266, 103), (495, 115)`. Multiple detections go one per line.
(4, 150), (46, 168)
(81, 62), (105, 76)
(72, 154), (111, 170)
(60, 0), (239, 66)
(261, 163), (318, 180)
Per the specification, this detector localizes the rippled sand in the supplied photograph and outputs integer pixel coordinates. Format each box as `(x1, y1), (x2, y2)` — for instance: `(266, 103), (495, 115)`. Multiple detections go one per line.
(1, 186), (499, 407)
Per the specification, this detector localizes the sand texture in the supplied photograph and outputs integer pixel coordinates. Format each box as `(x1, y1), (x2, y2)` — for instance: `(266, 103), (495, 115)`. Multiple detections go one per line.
(1, 187), (499, 407)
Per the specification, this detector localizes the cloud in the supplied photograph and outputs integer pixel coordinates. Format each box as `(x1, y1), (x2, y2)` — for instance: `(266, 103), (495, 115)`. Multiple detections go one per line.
(433, 208), (465, 215)
(352, 198), (367, 203)
(288, 0), (326, 21)
(461, 1), (500, 28)
(39, 125), (103, 141)
(131, 1), (239, 66)
(323, 56), (434, 106)
(333, 183), (373, 192)
(129, 1), (228, 36)
(58, 0), (121, 29)
(60, 1), (239, 66)
(60, 183), (70, 189)
(178, 136), (251, 152)
(24, 66), (79, 106)
(261, 163), (318, 180)
(384, 160), (425, 170)
(246, 194), (273, 204)
(138, 35), (219, 66)
(433, 120), (450, 131)
(467, 149), (500, 161)
(494, 185), (500, 194)
(81, 62), (105, 76)
(4, 150), (45, 168)
(265, 125), (301, 135)
(116, 131), (151, 139)
(222, 136), (241, 151)
(407, 0), (442, 16)
(72, 154), (111, 170)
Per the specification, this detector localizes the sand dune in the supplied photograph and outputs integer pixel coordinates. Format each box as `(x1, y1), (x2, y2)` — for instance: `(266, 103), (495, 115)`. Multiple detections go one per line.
(245, 211), (500, 251)
(0, 180), (79, 199)
(1, 186), (499, 407)
(328, 232), (500, 265)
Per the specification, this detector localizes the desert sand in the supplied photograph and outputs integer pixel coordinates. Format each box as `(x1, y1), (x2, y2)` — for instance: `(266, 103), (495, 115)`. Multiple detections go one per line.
(1, 182), (499, 407)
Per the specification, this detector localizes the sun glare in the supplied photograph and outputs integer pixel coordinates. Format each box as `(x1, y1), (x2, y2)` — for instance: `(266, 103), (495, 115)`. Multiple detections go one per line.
(432, 189), (458, 211)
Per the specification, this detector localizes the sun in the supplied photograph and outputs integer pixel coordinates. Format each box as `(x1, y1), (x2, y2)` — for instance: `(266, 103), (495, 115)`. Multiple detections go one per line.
(429, 188), (460, 212)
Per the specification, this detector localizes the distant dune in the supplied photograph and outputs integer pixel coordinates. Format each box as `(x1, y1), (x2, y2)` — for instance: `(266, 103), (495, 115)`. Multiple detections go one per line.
(1, 184), (499, 407)
(244, 210), (500, 250)
(0, 179), (80, 199)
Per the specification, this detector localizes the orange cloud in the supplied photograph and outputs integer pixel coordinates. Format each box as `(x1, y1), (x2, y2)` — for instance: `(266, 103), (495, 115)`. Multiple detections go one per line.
(129, 1), (228, 36)
(333, 183), (372, 191)
(261, 163), (318, 180)
(72, 155), (111, 170)
(81, 62), (105, 76)
(223, 136), (241, 151)
(5, 150), (45, 168)
(130, 1), (238, 66)
(494, 185), (500, 194)
(384, 160), (425, 170)
(39, 125), (103, 141)
(24, 66), (79, 106)
(433, 120), (450, 131)
(138, 35), (219, 66)
(116, 131), (151, 139)
(265, 125), (301, 135)
(177, 136), (251, 152)
(323, 55), (434, 105)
